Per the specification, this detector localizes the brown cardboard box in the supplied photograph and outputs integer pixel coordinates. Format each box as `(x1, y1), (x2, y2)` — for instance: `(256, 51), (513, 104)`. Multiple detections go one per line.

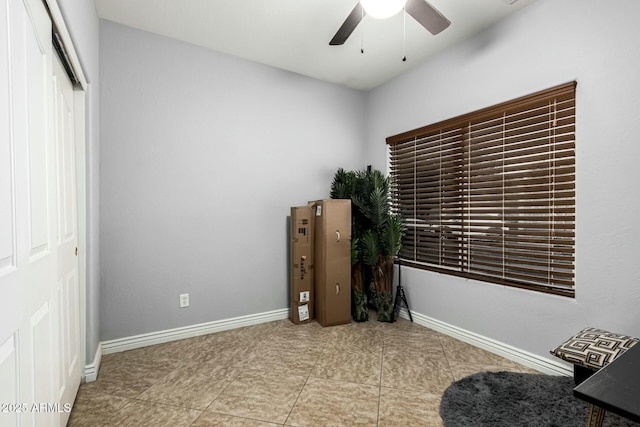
(311, 199), (351, 327)
(290, 205), (314, 324)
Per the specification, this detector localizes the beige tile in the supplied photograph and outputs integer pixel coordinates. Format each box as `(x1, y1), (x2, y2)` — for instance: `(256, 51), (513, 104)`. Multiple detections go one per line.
(348, 316), (392, 334)
(353, 317), (432, 337)
(325, 328), (384, 353)
(137, 361), (238, 409)
(383, 332), (445, 358)
(255, 332), (323, 353)
(198, 337), (257, 367)
(153, 333), (249, 363)
(110, 400), (201, 427)
(66, 389), (130, 427)
(285, 377), (379, 427)
(382, 352), (454, 394)
(192, 412), (282, 426)
(81, 355), (179, 398)
(70, 318), (528, 426)
(310, 346), (382, 385)
(206, 369), (306, 424)
(381, 318), (437, 335)
(448, 361), (522, 381)
(378, 321), (442, 358)
(219, 319), (297, 341)
(378, 387), (443, 427)
(247, 344), (321, 375)
(440, 335), (519, 367)
(266, 320), (333, 342)
(382, 321), (440, 338)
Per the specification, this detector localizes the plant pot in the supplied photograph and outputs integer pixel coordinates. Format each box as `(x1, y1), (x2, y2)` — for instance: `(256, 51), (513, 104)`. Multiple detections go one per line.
(375, 290), (394, 322)
(352, 288), (369, 322)
(370, 255), (395, 322)
(351, 260), (368, 321)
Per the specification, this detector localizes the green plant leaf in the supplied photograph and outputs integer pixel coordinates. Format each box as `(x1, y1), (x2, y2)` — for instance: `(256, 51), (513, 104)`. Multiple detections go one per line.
(350, 237), (360, 267)
(367, 185), (389, 230)
(361, 230), (382, 266)
(330, 168), (354, 199)
(382, 214), (405, 256)
(330, 167), (405, 264)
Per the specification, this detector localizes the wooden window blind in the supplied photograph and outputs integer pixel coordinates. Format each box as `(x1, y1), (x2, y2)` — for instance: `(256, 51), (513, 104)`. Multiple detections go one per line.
(387, 82), (576, 297)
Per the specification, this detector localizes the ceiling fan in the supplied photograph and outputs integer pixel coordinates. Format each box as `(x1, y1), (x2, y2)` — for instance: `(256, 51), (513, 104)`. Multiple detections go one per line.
(329, 0), (451, 46)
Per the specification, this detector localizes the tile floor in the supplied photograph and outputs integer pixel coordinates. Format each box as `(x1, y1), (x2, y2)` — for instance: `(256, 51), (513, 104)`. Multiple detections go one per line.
(68, 315), (539, 426)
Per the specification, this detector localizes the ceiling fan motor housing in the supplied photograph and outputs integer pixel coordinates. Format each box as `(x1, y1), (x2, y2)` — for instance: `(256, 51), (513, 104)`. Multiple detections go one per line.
(330, 0), (451, 46)
(360, 0), (407, 19)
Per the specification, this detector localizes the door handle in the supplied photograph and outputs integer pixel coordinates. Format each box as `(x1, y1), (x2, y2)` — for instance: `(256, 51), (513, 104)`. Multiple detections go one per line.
(336, 283), (340, 295)
(336, 230), (340, 242)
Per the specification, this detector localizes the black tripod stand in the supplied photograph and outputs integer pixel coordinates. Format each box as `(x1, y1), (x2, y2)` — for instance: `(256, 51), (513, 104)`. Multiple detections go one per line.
(393, 258), (412, 322)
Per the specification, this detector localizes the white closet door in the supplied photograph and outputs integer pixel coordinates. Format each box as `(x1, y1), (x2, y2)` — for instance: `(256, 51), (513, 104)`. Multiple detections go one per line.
(52, 51), (81, 427)
(0, 0), (79, 425)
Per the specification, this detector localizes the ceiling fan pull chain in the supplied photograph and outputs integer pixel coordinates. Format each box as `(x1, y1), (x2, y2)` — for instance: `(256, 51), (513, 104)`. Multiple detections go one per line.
(361, 6), (365, 53)
(402, 7), (407, 62)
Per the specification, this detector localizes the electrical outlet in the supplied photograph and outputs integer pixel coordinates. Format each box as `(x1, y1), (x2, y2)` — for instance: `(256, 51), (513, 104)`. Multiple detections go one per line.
(179, 293), (190, 308)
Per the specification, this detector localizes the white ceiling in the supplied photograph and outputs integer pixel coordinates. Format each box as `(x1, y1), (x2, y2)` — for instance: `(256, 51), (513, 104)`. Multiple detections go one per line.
(95, 0), (537, 91)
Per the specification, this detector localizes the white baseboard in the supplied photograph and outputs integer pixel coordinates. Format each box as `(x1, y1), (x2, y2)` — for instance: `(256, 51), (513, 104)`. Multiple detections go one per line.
(83, 344), (102, 383)
(397, 308), (572, 377)
(101, 308), (289, 355)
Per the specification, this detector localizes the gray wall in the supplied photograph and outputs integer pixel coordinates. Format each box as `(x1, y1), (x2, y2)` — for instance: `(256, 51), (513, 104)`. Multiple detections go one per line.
(366, 0), (640, 359)
(99, 21), (366, 340)
(55, 0), (100, 363)
(99, 0), (640, 365)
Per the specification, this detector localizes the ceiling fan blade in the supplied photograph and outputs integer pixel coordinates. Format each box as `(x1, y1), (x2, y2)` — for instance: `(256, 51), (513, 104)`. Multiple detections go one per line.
(405, 0), (451, 35)
(329, 2), (364, 46)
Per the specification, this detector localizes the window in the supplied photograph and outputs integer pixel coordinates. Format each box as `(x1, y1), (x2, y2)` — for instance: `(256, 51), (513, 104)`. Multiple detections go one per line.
(387, 82), (576, 297)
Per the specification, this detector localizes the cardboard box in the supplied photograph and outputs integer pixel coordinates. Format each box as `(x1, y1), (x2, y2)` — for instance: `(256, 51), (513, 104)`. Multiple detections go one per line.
(311, 199), (351, 327)
(290, 205), (314, 324)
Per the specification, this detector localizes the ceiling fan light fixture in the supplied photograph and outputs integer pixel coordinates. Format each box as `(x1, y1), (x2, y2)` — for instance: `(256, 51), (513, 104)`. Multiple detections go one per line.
(360, 0), (407, 19)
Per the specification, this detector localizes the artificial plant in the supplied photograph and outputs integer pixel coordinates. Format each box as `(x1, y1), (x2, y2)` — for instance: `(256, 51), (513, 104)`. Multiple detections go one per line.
(355, 169), (405, 322)
(331, 167), (405, 322)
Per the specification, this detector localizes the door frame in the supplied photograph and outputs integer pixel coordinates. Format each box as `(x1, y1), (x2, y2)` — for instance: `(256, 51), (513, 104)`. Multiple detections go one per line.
(44, 0), (89, 380)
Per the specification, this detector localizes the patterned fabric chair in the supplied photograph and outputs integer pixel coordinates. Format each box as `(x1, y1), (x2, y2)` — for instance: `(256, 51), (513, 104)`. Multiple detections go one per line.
(550, 327), (639, 385)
